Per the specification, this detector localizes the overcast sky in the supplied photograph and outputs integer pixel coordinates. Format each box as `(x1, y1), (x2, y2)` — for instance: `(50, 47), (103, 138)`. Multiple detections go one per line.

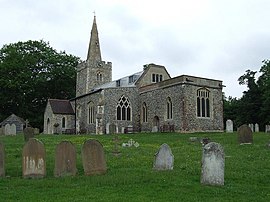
(1, 0), (270, 98)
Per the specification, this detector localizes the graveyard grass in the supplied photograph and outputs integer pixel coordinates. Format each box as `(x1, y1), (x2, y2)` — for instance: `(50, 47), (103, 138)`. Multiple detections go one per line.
(1, 132), (270, 201)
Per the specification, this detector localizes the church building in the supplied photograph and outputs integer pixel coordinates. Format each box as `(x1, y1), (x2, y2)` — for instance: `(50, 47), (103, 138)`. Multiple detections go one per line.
(44, 16), (224, 134)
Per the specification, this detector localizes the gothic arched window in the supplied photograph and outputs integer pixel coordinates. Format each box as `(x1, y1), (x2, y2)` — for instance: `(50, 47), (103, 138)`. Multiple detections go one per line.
(116, 96), (131, 121)
(97, 72), (102, 82)
(142, 102), (148, 122)
(88, 102), (95, 124)
(197, 88), (210, 118)
(166, 97), (173, 119)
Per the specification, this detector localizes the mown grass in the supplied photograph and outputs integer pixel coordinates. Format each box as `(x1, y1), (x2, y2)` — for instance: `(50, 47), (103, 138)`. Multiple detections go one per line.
(0, 132), (270, 201)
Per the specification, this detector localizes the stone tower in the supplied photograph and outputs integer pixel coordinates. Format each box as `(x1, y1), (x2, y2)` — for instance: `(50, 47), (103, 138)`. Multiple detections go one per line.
(76, 16), (112, 97)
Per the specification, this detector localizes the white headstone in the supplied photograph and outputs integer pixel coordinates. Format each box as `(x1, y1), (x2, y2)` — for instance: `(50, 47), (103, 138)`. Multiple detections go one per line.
(226, 119), (233, 133)
(4, 124), (11, 135)
(255, 123), (259, 132)
(265, 125), (270, 133)
(153, 143), (174, 170)
(248, 124), (254, 132)
(201, 142), (224, 186)
(10, 123), (16, 135)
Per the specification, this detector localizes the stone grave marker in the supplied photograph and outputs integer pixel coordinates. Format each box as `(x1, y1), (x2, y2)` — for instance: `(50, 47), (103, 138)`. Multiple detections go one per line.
(10, 123), (16, 135)
(255, 123), (259, 132)
(22, 138), (46, 179)
(248, 123), (254, 132)
(112, 135), (121, 156)
(0, 143), (5, 177)
(153, 143), (174, 171)
(109, 123), (116, 134)
(266, 125), (270, 133)
(237, 124), (253, 144)
(4, 124), (11, 135)
(23, 127), (35, 142)
(201, 142), (224, 186)
(54, 141), (77, 177)
(226, 119), (233, 133)
(34, 128), (40, 135)
(81, 139), (107, 175)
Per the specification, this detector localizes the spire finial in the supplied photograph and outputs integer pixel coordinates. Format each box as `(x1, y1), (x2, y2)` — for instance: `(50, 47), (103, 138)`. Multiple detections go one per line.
(93, 11), (96, 17)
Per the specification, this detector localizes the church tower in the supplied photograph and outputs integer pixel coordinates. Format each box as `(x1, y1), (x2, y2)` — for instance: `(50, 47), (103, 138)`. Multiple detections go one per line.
(76, 16), (112, 97)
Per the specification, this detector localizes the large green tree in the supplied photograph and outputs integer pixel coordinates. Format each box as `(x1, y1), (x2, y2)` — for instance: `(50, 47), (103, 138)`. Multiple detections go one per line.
(0, 40), (80, 129)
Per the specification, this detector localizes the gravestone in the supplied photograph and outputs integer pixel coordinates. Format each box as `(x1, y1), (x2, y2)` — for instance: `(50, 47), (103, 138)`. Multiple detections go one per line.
(109, 123), (116, 134)
(34, 128), (40, 135)
(0, 143), (5, 177)
(265, 125), (270, 133)
(237, 124), (253, 144)
(226, 119), (233, 133)
(23, 127), (35, 142)
(112, 135), (121, 156)
(255, 123), (259, 132)
(153, 143), (174, 171)
(201, 142), (224, 186)
(10, 123), (16, 135)
(81, 139), (107, 175)
(54, 141), (77, 177)
(4, 124), (11, 135)
(248, 124), (254, 132)
(22, 138), (46, 178)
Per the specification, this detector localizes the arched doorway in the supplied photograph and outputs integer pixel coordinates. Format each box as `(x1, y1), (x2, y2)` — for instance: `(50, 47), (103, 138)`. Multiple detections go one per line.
(152, 116), (160, 132)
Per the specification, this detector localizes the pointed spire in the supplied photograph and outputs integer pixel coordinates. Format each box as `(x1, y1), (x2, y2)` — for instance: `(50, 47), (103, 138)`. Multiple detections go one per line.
(87, 15), (102, 61)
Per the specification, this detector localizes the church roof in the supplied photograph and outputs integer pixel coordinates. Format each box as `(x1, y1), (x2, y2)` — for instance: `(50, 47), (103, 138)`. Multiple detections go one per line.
(0, 114), (26, 126)
(48, 99), (74, 115)
(94, 71), (143, 89)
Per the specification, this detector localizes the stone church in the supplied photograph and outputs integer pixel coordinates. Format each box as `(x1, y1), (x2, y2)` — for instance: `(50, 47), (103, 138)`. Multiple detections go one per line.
(44, 16), (224, 135)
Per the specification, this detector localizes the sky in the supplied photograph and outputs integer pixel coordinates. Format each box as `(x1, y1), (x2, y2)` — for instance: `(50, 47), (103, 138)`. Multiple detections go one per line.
(1, 0), (270, 98)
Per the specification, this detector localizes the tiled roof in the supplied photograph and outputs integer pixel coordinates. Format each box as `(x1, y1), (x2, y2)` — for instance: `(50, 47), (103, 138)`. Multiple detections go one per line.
(48, 99), (74, 115)
(0, 114), (26, 126)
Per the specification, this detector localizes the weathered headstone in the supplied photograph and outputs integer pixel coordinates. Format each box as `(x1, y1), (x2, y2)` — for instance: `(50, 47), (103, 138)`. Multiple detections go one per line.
(0, 143), (5, 177)
(34, 128), (40, 135)
(226, 119), (233, 133)
(112, 135), (121, 156)
(266, 125), (270, 133)
(54, 141), (77, 177)
(23, 127), (35, 142)
(10, 123), (16, 135)
(248, 123), (254, 132)
(109, 123), (116, 134)
(255, 123), (259, 132)
(22, 138), (46, 178)
(237, 124), (253, 144)
(81, 139), (107, 175)
(153, 143), (174, 171)
(201, 142), (224, 186)
(4, 124), (11, 135)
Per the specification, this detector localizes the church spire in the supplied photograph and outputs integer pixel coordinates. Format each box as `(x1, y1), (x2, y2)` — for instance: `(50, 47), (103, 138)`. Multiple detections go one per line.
(87, 15), (102, 61)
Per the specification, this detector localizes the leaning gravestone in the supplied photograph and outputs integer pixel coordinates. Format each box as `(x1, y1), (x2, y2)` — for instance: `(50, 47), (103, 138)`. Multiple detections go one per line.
(22, 138), (46, 178)
(81, 139), (107, 175)
(54, 141), (77, 177)
(153, 143), (174, 170)
(237, 124), (253, 144)
(201, 142), (224, 186)
(248, 123), (254, 132)
(23, 127), (35, 142)
(0, 143), (5, 177)
(226, 119), (233, 133)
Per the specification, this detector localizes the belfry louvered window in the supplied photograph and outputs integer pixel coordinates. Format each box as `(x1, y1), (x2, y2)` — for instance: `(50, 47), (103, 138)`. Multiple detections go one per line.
(116, 96), (131, 121)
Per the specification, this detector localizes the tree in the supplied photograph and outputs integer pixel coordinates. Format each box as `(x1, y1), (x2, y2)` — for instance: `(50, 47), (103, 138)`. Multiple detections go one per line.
(0, 40), (80, 129)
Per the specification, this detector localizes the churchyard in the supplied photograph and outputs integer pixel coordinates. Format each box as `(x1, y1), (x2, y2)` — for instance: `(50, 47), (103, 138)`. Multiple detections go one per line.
(0, 132), (270, 201)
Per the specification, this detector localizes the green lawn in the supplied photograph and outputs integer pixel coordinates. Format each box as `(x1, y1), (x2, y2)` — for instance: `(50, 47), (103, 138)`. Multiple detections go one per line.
(0, 132), (270, 201)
